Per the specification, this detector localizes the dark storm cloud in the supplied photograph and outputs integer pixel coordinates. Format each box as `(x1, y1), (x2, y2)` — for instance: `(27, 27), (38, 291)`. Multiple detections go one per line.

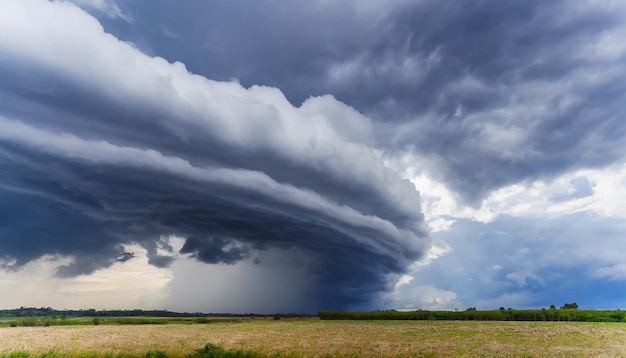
(180, 237), (250, 265)
(0, 0), (429, 310)
(95, 0), (626, 204)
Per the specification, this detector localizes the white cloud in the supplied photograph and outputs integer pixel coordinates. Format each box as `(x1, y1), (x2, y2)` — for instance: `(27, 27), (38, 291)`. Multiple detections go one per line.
(394, 274), (414, 289)
(391, 146), (626, 225)
(505, 271), (541, 288)
(383, 284), (457, 310)
(68, 0), (132, 22)
(593, 264), (626, 281)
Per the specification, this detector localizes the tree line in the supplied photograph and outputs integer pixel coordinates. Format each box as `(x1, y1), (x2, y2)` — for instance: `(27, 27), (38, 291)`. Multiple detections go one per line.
(318, 307), (625, 322)
(0, 307), (311, 319)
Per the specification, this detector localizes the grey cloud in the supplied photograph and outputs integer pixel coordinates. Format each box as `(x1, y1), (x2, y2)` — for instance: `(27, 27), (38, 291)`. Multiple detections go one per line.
(97, 0), (626, 204)
(0, 126), (426, 308)
(116, 251), (134, 263)
(142, 237), (174, 268)
(0, 0), (429, 311)
(0, 5), (421, 227)
(180, 237), (250, 265)
(354, 0), (626, 203)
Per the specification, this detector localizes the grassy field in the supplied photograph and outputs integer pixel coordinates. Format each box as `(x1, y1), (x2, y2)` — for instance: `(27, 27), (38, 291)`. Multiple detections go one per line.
(1, 318), (625, 357)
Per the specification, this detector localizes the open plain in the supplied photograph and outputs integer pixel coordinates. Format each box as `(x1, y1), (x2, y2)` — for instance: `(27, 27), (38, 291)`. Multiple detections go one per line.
(1, 318), (626, 357)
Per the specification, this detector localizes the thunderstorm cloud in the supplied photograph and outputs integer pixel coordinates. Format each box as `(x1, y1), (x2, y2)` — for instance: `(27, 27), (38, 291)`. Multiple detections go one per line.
(0, 0), (428, 311)
(2, 0), (626, 312)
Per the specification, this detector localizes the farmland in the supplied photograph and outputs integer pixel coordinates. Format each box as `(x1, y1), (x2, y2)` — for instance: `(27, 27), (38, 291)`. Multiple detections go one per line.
(1, 318), (626, 357)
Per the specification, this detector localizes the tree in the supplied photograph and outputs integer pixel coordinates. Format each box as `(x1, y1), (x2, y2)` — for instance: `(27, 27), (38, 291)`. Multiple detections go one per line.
(549, 304), (556, 310)
(560, 302), (578, 310)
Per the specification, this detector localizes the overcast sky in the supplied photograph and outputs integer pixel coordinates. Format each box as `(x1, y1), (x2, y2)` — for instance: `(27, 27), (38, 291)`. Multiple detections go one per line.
(1, 0), (625, 313)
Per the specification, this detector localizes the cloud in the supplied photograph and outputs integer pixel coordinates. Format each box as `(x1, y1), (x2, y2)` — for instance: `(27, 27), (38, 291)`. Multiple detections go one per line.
(379, 0), (626, 204)
(99, 0), (626, 205)
(593, 264), (626, 281)
(2, 0), (625, 314)
(67, 0), (132, 22)
(400, 213), (626, 309)
(0, 246), (171, 310)
(383, 284), (457, 311)
(0, 0), (429, 311)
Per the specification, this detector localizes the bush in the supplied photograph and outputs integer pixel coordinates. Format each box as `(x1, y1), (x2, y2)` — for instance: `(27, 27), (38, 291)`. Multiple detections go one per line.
(113, 317), (168, 325)
(6, 352), (30, 358)
(188, 343), (272, 358)
(21, 318), (38, 327)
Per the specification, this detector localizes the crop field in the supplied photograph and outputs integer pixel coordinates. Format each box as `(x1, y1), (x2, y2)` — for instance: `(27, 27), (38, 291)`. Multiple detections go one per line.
(1, 318), (626, 357)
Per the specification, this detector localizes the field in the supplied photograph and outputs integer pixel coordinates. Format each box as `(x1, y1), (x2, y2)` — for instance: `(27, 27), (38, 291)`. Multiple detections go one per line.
(1, 318), (626, 357)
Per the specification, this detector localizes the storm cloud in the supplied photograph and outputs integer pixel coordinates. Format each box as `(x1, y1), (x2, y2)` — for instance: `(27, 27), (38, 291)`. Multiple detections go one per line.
(93, 0), (626, 205)
(2, 0), (626, 312)
(0, 0), (429, 311)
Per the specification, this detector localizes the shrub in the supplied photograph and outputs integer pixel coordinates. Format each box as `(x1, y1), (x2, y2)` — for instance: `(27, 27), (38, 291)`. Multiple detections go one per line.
(188, 343), (271, 358)
(7, 352), (30, 358)
(21, 318), (38, 327)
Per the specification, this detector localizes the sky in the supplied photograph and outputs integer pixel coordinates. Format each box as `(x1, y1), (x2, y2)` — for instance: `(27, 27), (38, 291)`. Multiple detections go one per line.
(0, 0), (625, 314)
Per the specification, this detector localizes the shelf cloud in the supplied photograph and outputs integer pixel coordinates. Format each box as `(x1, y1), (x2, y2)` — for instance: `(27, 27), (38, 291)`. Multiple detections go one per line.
(0, 0), (429, 311)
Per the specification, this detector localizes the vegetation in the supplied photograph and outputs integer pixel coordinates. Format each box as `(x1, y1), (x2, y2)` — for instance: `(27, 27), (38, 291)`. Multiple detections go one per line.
(0, 344), (291, 358)
(1, 318), (626, 357)
(0, 307), (313, 329)
(0, 316), (251, 328)
(0, 307), (312, 319)
(1, 304), (624, 356)
(560, 302), (579, 310)
(318, 307), (626, 322)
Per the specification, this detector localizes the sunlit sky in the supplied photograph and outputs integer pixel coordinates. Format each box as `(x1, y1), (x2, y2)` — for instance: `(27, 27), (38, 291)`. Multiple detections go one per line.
(1, 0), (625, 313)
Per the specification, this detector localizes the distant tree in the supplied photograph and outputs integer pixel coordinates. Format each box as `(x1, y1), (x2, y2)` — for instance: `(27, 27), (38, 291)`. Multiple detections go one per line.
(466, 307), (477, 311)
(550, 304), (556, 310)
(560, 302), (578, 310)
